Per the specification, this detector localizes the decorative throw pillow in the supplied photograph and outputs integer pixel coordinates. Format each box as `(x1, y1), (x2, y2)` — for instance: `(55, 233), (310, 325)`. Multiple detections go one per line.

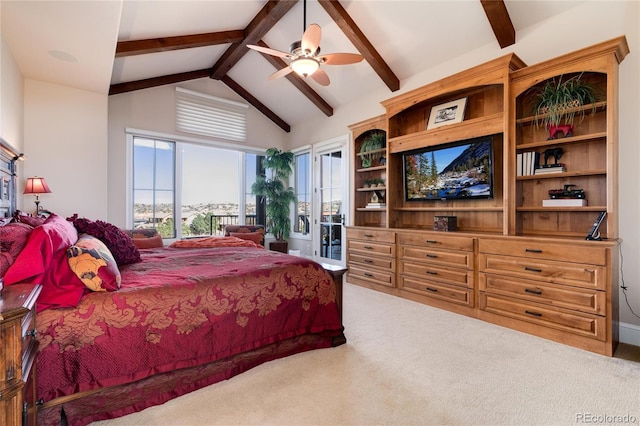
(4, 213), (85, 311)
(67, 234), (121, 292)
(230, 231), (264, 246)
(0, 222), (33, 276)
(67, 214), (141, 266)
(14, 212), (46, 227)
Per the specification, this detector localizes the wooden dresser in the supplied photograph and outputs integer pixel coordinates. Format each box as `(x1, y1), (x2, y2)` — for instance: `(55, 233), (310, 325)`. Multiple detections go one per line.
(0, 283), (42, 426)
(346, 227), (396, 295)
(347, 37), (628, 356)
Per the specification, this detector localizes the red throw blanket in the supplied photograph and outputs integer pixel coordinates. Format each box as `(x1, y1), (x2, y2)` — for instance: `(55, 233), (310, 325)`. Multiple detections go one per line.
(35, 246), (342, 424)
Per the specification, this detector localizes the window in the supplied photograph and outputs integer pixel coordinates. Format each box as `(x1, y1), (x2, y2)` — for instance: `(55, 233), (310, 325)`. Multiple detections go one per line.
(245, 153), (264, 226)
(132, 137), (176, 238)
(131, 133), (265, 239)
(293, 150), (311, 235)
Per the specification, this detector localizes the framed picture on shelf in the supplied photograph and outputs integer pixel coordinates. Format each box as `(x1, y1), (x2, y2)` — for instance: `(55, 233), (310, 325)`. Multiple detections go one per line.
(427, 97), (467, 130)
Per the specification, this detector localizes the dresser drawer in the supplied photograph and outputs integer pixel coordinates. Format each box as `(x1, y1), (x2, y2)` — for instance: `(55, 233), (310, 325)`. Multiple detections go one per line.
(347, 252), (396, 271)
(399, 246), (472, 269)
(400, 276), (473, 307)
(348, 239), (394, 257)
(400, 261), (473, 287)
(478, 253), (606, 290)
(348, 265), (395, 287)
(479, 293), (606, 340)
(478, 238), (607, 265)
(479, 274), (606, 315)
(346, 227), (395, 243)
(397, 232), (474, 251)
(21, 309), (36, 360)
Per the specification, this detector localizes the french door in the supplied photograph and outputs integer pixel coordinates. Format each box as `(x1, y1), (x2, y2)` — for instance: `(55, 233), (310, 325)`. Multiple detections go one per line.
(313, 137), (349, 266)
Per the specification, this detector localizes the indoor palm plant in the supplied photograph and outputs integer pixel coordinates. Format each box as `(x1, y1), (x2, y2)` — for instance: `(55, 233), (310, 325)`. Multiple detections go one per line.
(251, 148), (296, 253)
(531, 73), (599, 132)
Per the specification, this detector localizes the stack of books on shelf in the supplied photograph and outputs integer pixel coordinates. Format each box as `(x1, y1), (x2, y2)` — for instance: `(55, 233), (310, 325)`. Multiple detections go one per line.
(516, 151), (540, 176)
(365, 202), (386, 209)
(535, 163), (566, 175)
(542, 198), (588, 207)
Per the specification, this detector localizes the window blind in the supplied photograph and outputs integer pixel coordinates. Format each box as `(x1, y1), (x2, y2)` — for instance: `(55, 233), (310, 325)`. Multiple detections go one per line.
(176, 87), (248, 142)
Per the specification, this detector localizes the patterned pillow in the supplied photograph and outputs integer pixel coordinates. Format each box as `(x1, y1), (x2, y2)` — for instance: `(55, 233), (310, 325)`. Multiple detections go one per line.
(0, 223), (33, 276)
(14, 212), (46, 227)
(67, 234), (121, 292)
(67, 214), (141, 266)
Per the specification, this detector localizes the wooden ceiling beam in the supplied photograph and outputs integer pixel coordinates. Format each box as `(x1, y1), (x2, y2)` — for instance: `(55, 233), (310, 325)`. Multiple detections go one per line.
(254, 40), (333, 117)
(480, 0), (516, 48)
(222, 76), (290, 133)
(318, 0), (399, 92)
(209, 0), (297, 80)
(109, 69), (210, 95)
(115, 30), (245, 57)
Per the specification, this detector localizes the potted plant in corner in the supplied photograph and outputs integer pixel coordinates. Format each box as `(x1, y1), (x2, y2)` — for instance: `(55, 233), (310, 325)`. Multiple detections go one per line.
(251, 148), (296, 253)
(531, 73), (599, 140)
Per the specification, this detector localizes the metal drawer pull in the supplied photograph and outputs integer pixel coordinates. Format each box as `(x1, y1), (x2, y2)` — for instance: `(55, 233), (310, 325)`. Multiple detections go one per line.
(525, 310), (543, 317)
(426, 271), (438, 275)
(364, 259), (374, 263)
(525, 248), (542, 253)
(364, 234), (374, 237)
(525, 288), (543, 295)
(363, 246), (373, 250)
(364, 273), (374, 277)
(425, 254), (438, 258)
(425, 287), (438, 292)
(425, 240), (438, 244)
(524, 266), (542, 273)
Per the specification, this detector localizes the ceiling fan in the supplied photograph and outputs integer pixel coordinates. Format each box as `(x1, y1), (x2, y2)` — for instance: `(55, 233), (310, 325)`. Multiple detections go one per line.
(247, 0), (363, 86)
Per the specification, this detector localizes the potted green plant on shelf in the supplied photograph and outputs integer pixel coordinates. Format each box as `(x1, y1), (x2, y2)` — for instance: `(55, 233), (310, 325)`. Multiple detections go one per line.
(251, 148), (296, 253)
(530, 73), (599, 140)
(359, 131), (386, 168)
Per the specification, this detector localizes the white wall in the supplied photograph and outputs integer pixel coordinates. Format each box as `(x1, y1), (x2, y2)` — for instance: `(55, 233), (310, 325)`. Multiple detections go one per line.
(107, 77), (288, 227)
(288, 1), (640, 334)
(23, 80), (108, 219)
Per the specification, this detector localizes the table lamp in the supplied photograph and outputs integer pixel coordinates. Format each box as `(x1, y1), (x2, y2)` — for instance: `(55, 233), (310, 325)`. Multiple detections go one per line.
(23, 176), (52, 214)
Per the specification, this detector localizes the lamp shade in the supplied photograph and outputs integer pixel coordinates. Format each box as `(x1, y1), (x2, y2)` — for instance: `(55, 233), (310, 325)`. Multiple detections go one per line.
(23, 177), (52, 195)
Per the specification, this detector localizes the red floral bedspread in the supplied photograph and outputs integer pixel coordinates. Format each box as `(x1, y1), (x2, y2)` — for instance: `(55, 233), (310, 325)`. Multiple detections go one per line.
(35, 246), (342, 408)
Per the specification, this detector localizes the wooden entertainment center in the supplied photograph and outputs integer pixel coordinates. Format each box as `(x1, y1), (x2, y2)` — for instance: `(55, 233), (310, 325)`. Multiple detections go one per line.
(347, 37), (629, 356)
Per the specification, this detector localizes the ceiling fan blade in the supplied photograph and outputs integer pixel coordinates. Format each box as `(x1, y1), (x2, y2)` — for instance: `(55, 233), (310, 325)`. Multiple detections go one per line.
(301, 23), (321, 55)
(268, 66), (294, 80)
(319, 53), (364, 65)
(310, 68), (330, 86)
(247, 44), (292, 59)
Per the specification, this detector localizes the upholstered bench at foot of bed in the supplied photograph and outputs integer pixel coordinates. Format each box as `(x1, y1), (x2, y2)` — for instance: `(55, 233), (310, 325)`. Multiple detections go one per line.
(122, 228), (164, 249)
(224, 225), (265, 247)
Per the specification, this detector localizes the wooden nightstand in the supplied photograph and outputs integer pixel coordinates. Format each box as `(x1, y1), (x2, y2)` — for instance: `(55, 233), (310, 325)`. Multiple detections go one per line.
(0, 283), (42, 426)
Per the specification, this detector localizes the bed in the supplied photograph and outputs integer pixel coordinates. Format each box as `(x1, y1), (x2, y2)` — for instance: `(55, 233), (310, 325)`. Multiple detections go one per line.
(0, 146), (345, 425)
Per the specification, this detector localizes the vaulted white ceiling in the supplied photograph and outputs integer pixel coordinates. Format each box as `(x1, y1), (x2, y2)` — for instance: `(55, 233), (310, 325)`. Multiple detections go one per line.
(1, 1), (585, 130)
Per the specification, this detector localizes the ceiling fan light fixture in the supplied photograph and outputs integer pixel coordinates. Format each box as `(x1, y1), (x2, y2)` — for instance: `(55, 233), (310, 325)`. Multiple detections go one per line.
(290, 57), (319, 77)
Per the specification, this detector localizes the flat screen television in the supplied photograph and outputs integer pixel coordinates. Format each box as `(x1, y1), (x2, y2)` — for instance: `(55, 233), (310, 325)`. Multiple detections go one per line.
(403, 136), (494, 201)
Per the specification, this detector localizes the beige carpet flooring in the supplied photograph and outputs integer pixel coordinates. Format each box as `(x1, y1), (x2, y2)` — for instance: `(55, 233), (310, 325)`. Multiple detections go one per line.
(93, 283), (640, 426)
